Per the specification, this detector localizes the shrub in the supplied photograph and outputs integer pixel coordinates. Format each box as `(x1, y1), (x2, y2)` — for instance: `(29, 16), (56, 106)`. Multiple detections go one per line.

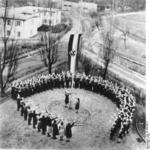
(52, 24), (67, 33)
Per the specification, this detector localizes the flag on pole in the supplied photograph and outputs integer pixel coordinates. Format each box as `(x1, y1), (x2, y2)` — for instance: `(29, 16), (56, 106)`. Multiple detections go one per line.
(76, 33), (82, 70)
(68, 33), (82, 73)
(68, 34), (74, 71)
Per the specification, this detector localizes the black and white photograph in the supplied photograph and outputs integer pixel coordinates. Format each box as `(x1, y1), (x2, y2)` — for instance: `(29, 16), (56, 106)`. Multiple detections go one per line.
(0, 0), (147, 149)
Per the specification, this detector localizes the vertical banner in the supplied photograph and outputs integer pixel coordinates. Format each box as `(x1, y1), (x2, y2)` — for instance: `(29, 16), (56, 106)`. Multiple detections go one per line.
(70, 34), (78, 74)
(68, 34), (74, 70)
(68, 33), (82, 73)
(76, 33), (82, 71)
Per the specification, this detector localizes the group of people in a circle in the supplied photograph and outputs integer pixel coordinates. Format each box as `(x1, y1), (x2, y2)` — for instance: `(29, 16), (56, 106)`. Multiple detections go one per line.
(11, 71), (136, 143)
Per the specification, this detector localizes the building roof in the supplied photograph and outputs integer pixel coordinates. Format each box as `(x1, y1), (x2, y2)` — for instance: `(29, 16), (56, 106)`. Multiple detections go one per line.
(15, 6), (60, 13)
(0, 6), (60, 21)
(0, 7), (38, 21)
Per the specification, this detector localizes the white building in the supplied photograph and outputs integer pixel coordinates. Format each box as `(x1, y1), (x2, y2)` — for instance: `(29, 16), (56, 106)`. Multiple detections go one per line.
(0, 6), (61, 39)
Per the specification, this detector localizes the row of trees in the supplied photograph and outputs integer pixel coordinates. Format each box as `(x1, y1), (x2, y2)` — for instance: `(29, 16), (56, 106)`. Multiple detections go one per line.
(84, 0), (145, 11)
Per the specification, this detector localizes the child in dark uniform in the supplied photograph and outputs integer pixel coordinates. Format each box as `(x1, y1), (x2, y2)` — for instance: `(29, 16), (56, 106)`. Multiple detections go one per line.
(65, 121), (75, 142)
(75, 98), (80, 113)
(65, 90), (70, 108)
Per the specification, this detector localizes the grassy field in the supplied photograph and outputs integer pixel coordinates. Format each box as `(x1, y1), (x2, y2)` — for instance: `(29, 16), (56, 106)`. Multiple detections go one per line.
(0, 89), (145, 150)
(114, 12), (145, 40)
(113, 12), (145, 63)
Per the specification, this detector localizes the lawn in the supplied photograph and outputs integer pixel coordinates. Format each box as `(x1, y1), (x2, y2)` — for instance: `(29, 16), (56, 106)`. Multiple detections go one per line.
(0, 89), (145, 150)
(114, 12), (145, 40)
(121, 13), (145, 22)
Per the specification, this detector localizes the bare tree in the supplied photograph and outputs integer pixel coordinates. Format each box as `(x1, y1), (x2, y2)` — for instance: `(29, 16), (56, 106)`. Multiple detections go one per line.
(39, 30), (58, 74)
(120, 25), (129, 49)
(0, 0), (19, 97)
(38, 0), (59, 74)
(96, 13), (117, 80)
(102, 31), (116, 79)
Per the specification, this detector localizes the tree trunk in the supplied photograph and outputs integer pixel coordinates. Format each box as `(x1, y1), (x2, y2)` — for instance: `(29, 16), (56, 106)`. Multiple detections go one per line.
(103, 59), (110, 80)
(0, 53), (5, 97)
(0, 82), (5, 97)
(48, 62), (52, 74)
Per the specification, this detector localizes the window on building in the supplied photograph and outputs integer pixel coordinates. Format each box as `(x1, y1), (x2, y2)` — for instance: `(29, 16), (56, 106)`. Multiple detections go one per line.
(7, 30), (11, 36)
(7, 19), (11, 25)
(17, 31), (21, 37)
(16, 20), (21, 26)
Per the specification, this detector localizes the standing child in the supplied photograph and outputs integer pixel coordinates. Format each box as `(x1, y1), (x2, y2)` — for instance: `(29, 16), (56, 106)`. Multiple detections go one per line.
(65, 90), (70, 108)
(75, 98), (80, 113)
(16, 94), (22, 111)
(52, 119), (59, 139)
(65, 121), (75, 142)
(58, 120), (65, 141)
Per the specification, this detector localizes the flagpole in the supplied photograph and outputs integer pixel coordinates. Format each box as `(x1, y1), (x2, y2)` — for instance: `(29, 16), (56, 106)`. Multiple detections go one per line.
(70, 50), (76, 88)
(72, 72), (74, 89)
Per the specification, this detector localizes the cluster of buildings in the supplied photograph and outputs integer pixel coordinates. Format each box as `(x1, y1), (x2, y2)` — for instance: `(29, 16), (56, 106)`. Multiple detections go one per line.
(61, 0), (111, 13)
(62, 1), (97, 13)
(0, 6), (61, 39)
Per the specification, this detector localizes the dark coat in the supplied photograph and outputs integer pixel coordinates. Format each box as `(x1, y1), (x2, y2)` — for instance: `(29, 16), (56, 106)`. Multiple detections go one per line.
(17, 98), (21, 110)
(41, 116), (47, 129)
(24, 107), (28, 119)
(65, 123), (74, 138)
(65, 94), (69, 104)
(52, 122), (59, 136)
(32, 112), (37, 125)
(75, 100), (80, 110)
